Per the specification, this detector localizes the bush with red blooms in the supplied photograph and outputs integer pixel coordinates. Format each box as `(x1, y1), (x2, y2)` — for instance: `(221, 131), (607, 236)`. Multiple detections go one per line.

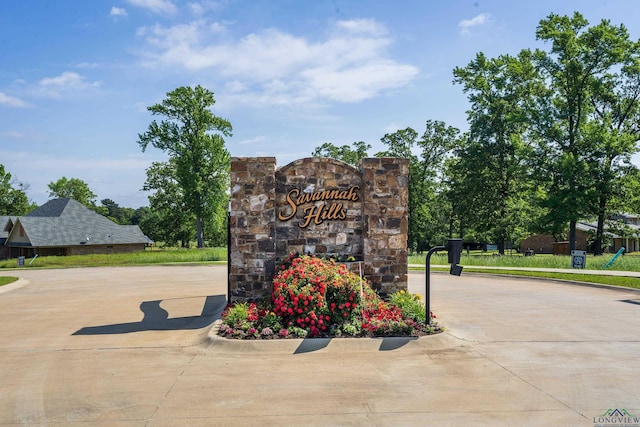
(218, 254), (443, 339)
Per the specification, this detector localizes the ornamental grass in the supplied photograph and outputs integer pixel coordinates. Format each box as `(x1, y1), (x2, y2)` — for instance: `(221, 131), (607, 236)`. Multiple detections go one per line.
(218, 254), (442, 339)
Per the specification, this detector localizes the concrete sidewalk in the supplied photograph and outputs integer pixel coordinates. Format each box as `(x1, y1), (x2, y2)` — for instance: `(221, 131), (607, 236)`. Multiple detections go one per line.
(0, 266), (639, 426)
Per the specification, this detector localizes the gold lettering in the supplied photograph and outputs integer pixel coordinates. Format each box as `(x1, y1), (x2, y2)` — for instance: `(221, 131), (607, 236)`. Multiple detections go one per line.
(278, 189), (298, 221)
(278, 185), (360, 227)
(347, 185), (359, 201)
(300, 205), (323, 228)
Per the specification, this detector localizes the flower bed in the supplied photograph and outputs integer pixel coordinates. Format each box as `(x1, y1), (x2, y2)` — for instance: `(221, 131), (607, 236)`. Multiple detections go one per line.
(218, 254), (443, 339)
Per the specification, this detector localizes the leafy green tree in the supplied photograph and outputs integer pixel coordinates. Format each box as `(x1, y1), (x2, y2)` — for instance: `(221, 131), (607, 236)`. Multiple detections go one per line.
(622, 169), (640, 215)
(47, 176), (107, 215)
(137, 85), (232, 248)
(451, 51), (543, 254)
(312, 141), (371, 165)
(376, 122), (460, 251)
(0, 164), (33, 215)
(532, 12), (635, 252)
(48, 177), (97, 205)
(142, 160), (195, 247)
(100, 198), (135, 225)
(584, 48), (640, 254)
(130, 206), (150, 226)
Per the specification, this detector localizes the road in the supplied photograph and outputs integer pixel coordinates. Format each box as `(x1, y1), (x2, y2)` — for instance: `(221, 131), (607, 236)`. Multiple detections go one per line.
(0, 266), (638, 426)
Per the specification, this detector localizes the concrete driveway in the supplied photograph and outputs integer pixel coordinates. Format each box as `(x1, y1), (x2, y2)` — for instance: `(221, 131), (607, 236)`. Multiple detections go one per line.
(0, 266), (639, 426)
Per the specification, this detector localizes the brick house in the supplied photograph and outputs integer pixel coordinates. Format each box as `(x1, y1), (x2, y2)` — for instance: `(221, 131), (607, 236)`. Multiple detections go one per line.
(1, 198), (149, 259)
(519, 215), (640, 255)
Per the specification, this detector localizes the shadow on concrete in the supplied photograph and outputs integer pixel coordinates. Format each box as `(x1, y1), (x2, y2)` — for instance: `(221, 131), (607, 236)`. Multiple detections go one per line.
(292, 336), (418, 353)
(73, 295), (226, 335)
(378, 337), (417, 351)
(294, 338), (332, 354)
(620, 299), (640, 306)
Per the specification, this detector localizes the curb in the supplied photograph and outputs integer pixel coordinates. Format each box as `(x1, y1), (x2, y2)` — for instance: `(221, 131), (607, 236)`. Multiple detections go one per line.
(204, 320), (461, 353)
(0, 278), (29, 295)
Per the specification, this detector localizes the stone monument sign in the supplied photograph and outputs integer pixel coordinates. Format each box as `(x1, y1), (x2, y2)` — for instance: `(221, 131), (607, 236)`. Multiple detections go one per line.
(229, 156), (408, 301)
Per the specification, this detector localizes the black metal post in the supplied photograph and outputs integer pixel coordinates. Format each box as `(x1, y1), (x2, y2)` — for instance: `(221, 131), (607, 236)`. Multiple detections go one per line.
(425, 245), (445, 325)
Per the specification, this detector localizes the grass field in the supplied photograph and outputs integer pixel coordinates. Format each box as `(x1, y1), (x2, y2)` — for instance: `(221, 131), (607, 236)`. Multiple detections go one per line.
(0, 276), (18, 286)
(408, 251), (640, 271)
(422, 267), (640, 289)
(0, 247), (227, 269)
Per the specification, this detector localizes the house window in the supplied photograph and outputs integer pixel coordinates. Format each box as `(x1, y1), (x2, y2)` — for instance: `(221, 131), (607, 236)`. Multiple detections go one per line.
(19, 225), (24, 237)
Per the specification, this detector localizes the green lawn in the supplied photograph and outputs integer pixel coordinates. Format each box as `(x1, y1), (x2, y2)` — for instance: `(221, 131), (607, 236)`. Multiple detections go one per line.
(0, 247), (227, 269)
(0, 276), (18, 286)
(421, 266), (640, 289)
(408, 251), (640, 271)
(410, 250), (640, 290)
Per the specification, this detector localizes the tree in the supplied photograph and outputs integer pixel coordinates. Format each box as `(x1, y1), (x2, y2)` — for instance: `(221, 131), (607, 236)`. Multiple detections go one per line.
(585, 47), (640, 254)
(0, 164), (33, 215)
(137, 85), (232, 248)
(533, 12), (635, 252)
(130, 206), (150, 226)
(311, 141), (371, 165)
(142, 160), (195, 247)
(101, 198), (135, 225)
(48, 177), (97, 206)
(451, 51), (542, 254)
(376, 122), (460, 251)
(48, 176), (106, 215)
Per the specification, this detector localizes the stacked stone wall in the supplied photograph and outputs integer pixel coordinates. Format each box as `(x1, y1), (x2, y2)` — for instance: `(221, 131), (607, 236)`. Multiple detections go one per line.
(229, 157), (276, 300)
(275, 157), (363, 261)
(229, 156), (408, 301)
(360, 158), (409, 294)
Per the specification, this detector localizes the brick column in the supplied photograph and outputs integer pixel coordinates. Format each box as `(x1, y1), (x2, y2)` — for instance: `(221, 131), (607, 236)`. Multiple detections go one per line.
(359, 158), (409, 295)
(229, 157), (276, 301)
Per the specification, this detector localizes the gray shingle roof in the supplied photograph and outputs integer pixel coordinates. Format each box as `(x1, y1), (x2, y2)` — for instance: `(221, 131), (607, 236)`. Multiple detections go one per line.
(9, 199), (148, 247)
(0, 216), (17, 239)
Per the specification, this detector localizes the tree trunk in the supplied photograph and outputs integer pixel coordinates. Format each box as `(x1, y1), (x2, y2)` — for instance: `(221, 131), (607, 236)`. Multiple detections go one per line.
(498, 239), (505, 256)
(196, 216), (204, 248)
(595, 195), (607, 256)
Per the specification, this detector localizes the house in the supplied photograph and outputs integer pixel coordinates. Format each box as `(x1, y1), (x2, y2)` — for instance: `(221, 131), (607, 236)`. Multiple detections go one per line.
(604, 214), (640, 253)
(520, 230), (590, 255)
(0, 216), (17, 259)
(1, 198), (149, 259)
(519, 214), (640, 255)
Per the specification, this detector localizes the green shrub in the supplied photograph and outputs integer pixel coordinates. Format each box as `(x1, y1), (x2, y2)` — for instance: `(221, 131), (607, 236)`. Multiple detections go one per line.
(388, 290), (426, 323)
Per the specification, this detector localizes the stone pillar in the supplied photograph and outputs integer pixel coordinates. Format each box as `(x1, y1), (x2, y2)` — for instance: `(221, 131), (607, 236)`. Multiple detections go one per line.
(359, 158), (409, 295)
(229, 157), (276, 301)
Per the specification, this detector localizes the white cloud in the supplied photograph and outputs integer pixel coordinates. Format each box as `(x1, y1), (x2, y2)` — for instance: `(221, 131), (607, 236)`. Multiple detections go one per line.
(110, 6), (128, 17)
(459, 13), (491, 34)
(135, 19), (418, 106)
(0, 92), (32, 108)
(76, 62), (101, 69)
(127, 0), (177, 15)
(37, 71), (101, 97)
(237, 135), (267, 145)
(335, 19), (387, 36)
(188, 1), (225, 17)
(40, 71), (85, 87)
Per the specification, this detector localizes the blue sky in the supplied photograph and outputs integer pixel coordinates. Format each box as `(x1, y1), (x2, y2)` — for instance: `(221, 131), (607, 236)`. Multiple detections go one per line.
(2, 0), (640, 208)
